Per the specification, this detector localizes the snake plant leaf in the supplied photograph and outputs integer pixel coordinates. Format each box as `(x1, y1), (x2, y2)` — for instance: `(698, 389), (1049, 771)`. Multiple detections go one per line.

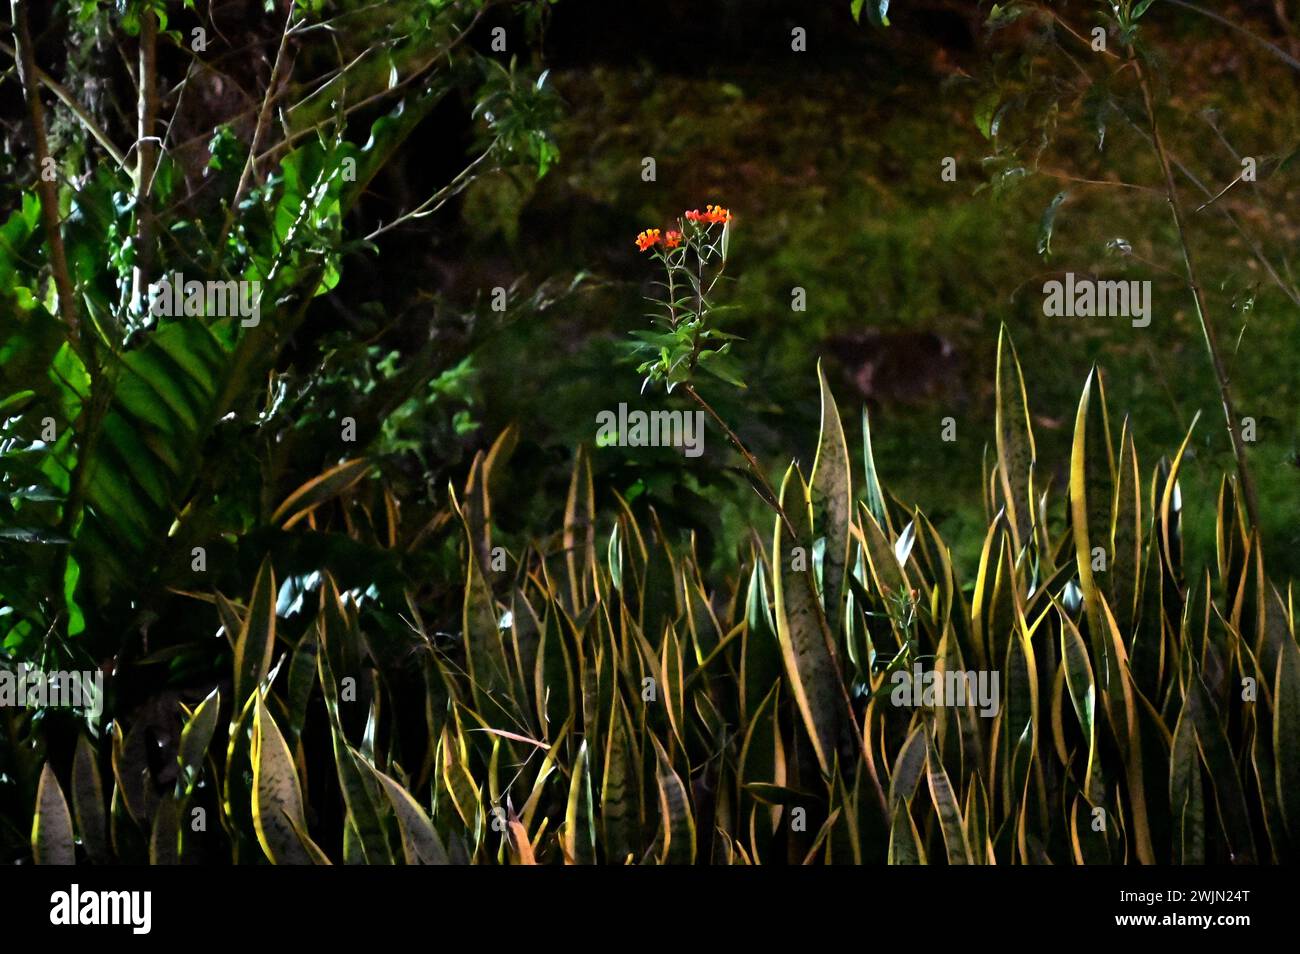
(1097, 596), (1156, 864)
(888, 723), (927, 809)
(148, 795), (182, 865)
(811, 360), (852, 637)
(995, 325), (1036, 554)
(887, 801), (925, 864)
(508, 816), (537, 865)
(177, 687), (221, 796)
(563, 739), (596, 864)
(1069, 368), (1104, 642)
(742, 555), (782, 720)
(332, 733), (395, 865)
(232, 557), (277, 715)
(370, 765), (449, 864)
(925, 732), (972, 865)
(1057, 603), (1102, 803)
(773, 463), (843, 777)
(1170, 697), (1205, 865)
(861, 405), (889, 530)
(661, 621), (687, 749)
(251, 694), (328, 864)
(32, 762), (75, 865)
(601, 695), (637, 863)
(564, 444), (597, 613)
(459, 502), (519, 727)
(271, 457), (372, 528)
(72, 732), (110, 864)
(1110, 419), (1142, 636)
(1273, 636), (1300, 850)
(1187, 674), (1256, 863)
(651, 734), (696, 864)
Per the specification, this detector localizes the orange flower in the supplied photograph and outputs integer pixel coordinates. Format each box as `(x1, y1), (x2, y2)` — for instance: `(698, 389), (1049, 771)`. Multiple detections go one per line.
(635, 228), (662, 252)
(663, 230), (683, 248)
(703, 203), (730, 224)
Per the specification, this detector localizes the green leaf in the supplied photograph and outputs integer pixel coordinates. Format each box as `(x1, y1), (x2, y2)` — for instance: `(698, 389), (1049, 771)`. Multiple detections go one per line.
(975, 89), (1000, 139)
(697, 347), (747, 388)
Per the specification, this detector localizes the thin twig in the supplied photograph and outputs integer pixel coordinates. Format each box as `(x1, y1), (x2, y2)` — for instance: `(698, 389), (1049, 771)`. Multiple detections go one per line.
(1129, 47), (1262, 531)
(363, 146), (494, 242)
(214, 4), (297, 262)
(681, 384), (796, 540)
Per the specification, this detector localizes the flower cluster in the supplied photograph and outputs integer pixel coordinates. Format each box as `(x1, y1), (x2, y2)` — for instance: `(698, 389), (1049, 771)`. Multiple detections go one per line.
(685, 204), (730, 225)
(634, 228), (662, 252)
(635, 203), (730, 252)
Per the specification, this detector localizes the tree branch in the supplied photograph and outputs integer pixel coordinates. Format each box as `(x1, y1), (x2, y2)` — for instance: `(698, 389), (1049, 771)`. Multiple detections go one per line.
(9, 0), (80, 344)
